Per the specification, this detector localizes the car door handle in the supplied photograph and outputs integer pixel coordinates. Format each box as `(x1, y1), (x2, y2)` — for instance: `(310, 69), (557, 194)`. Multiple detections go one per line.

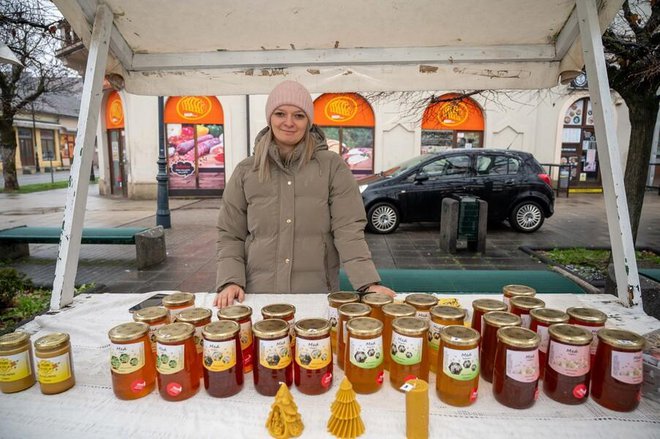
(505, 179), (515, 185)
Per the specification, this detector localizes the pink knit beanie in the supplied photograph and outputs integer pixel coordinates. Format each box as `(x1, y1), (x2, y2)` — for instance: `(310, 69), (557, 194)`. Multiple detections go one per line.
(265, 80), (314, 126)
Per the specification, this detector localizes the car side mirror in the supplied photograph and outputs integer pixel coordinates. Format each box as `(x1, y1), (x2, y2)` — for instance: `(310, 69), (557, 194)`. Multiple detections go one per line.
(414, 172), (429, 182)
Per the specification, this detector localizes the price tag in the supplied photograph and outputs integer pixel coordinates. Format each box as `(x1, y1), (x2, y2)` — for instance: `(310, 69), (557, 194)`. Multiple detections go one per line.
(400, 382), (415, 392)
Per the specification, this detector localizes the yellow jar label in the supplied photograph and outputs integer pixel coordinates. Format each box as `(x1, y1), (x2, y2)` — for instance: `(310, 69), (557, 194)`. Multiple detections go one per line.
(259, 338), (291, 370)
(239, 321), (253, 351)
(349, 336), (383, 369)
(37, 353), (71, 384)
(0, 351), (31, 382)
(193, 326), (204, 354)
(110, 342), (145, 375)
(428, 321), (444, 351)
(156, 343), (185, 375)
(203, 339), (236, 372)
(296, 337), (331, 370)
(148, 323), (165, 353)
(442, 347), (479, 381)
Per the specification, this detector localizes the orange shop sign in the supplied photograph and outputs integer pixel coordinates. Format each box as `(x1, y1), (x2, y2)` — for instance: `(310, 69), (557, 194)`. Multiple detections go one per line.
(313, 93), (375, 127)
(164, 96), (224, 125)
(422, 94), (484, 131)
(105, 91), (124, 129)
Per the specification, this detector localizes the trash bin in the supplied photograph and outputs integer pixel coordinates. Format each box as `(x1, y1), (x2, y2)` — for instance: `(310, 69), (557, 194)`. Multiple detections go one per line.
(440, 196), (487, 253)
(559, 168), (570, 189)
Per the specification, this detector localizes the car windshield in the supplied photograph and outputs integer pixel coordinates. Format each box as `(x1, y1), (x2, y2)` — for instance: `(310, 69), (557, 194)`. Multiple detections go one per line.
(381, 155), (430, 178)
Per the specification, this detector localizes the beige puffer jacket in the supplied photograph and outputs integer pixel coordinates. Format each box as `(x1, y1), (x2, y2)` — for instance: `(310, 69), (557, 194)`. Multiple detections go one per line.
(216, 126), (380, 294)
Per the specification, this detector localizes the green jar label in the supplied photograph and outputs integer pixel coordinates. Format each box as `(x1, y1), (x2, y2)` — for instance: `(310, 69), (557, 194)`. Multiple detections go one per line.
(442, 347), (479, 381)
(349, 336), (383, 369)
(391, 333), (422, 365)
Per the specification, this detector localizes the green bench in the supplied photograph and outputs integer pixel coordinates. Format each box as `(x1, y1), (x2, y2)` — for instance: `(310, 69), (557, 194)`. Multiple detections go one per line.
(0, 225), (167, 270)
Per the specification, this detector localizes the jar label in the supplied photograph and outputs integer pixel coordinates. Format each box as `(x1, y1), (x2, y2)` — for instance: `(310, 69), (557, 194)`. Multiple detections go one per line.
(156, 343), (185, 375)
(415, 310), (430, 320)
(259, 338), (291, 370)
(548, 341), (589, 376)
(110, 342), (145, 375)
(536, 325), (550, 353)
(0, 351), (32, 382)
(442, 347), (479, 381)
(37, 353), (71, 384)
(573, 324), (600, 356)
(520, 314), (531, 329)
(428, 321), (444, 351)
(328, 307), (339, 332)
(505, 349), (539, 383)
(203, 339), (236, 372)
(193, 326), (204, 354)
(296, 336), (331, 370)
(349, 336), (383, 369)
(148, 323), (166, 353)
(391, 333), (423, 365)
(611, 350), (643, 385)
(239, 320), (253, 351)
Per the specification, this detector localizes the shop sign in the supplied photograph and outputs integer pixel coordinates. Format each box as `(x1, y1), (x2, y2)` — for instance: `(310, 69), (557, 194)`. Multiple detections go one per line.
(437, 101), (469, 127)
(324, 96), (358, 122)
(105, 91), (124, 129)
(176, 97), (213, 121)
(171, 161), (195, 177)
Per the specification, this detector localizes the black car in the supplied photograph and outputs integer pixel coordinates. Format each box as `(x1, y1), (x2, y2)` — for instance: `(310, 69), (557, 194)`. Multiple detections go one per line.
(360, 148), (555, 234)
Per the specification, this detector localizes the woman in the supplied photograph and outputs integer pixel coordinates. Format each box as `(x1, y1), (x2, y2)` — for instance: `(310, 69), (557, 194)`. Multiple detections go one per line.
(214, 80), (394, 307)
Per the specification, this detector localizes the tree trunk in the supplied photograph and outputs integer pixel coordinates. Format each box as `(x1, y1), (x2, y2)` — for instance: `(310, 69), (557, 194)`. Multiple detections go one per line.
(0, 118), (19, 192)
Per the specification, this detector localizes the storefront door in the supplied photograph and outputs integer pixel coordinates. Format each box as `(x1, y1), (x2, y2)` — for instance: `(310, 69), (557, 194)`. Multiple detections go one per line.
(561, 98), (601, 187)
(107, 129), (127, 197)
(18, 128), (35, 167)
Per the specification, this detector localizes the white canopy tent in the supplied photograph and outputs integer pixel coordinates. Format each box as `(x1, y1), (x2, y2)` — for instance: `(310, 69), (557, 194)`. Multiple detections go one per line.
(50, 0), (642, 310)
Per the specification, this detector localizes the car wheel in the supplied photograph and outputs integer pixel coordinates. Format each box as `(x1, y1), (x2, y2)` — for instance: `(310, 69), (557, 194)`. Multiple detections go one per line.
(367, 202), (400, 234)
(509, 200), (545, 233)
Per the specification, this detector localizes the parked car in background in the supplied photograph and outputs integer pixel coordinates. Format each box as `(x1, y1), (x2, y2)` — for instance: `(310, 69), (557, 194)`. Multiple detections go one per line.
(360, 149), (555, 234)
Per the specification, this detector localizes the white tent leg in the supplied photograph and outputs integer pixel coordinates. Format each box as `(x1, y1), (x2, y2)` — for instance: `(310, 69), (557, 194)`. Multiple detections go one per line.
(575, 0), (641, 308)
(50, 4), (113, 311)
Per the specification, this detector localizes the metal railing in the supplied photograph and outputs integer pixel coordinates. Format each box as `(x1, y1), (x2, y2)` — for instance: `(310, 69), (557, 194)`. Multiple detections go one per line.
(541, 163), (577, 198)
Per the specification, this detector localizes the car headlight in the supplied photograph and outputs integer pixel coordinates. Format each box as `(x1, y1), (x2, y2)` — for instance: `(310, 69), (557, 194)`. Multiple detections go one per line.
(358, 184), (368, 194)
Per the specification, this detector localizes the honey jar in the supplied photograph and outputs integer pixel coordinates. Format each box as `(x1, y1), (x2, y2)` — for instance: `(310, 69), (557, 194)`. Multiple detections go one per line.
(154, 323), (200, 401)
(591, 328), (645, 412)
(492, 327), (541, 409)
(566, 307), (607, 365)
(428, 306), (466, 373)
(436, 326), (480, 407)
(529, 308), (569, 379)
(327, 292), (360, 354)
(176, 308), (212, 379)
(0, 332), (35, 394)
(294, 318), (333, 395)
(253, 319), (293, 396)
(480, 311), (522, 382)
(382, 303), (416, 371)
(470, 299), (507, 334)
(404, 294), (438, 320)
(161, 292), (196, 318)
(362, 292), (394, 324)
(509, 296), (545, 328)
(108, 322), (156, 400)
(337, 303), (372, 370)
(345, 317), (384, 394)
(543, 324), (592, 404)
(34, 332), (75, 395)
(202, 320), (243, 398)
(261, 303), (296, 353)
(132, 306), (170, 358)
(217, 305), (254, 373)
(390, 317), (430, 389)
(502, 284), (536, 310)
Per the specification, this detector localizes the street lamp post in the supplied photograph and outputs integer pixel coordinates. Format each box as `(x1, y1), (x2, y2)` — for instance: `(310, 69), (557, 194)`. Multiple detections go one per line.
(156, 96), (171, 228)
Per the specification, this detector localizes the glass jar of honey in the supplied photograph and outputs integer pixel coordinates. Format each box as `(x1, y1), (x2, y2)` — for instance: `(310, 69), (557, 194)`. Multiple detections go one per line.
(470, 299), (507, 335)
(390, 317), (429, 389)
(566, 307), (607, 366)
(162, 292), (196, 318)
(133, 306), (170, 359)
(253, 319), (293, 396)
(428, 306), (466, 374)
(327, 292), (360, 354)
(543, 323), (592, 404)
(202, 320), (243, 398)
(217, 305), (254, 373)
(362, 293), (394, 324)
(337, 303), (372, 370)
(0, 331), (35, 394)
(492, 327), (541, 409)
(108, 322), (156, 400)
(404, 294), (438, 320)
(502, 284), (536, 310)
(34, 332), (75, 395)
(154, 322), (200, 401)
(261, 303), (296, 354)
(529, 308), (569, 379)
(176, 307), (212, 381)
(481, 312), (522, 383)
(345, 317), (384, 394)
(436, 326), (480, 407)
(382, 303), (416, 371)
(509, 296), (545, 329)
(591, 328), (645, 412)
(294, 318), (333, 395)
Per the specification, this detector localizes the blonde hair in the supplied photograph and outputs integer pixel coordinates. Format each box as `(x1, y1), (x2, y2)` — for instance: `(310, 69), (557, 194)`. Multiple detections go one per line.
(253, 127), (316, 182)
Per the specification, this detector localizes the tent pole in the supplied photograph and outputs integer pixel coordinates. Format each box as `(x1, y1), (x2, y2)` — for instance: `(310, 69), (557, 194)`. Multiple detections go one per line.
(575, 0), (641, 308)
(50, 4), (114, 310)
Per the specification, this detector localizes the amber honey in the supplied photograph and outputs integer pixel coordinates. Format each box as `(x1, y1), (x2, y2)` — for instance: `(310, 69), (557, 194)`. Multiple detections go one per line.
(132, 306), (170, 359)
(108, 322), (156, 400)
(480, 312), (522, 383)
(175, 307), (212, 381)
(337, 303), (371, 370)
(362, 293), (394, 324)
(34, 333), (75, 395)
(253, 319), (293, 396)
(161, 292), (195, 318)
(509, 296), (545, 329)
(529, 308), (569, 379)
(0, 332), (35, 394)
(217, 305), (254, 373)
(566, 307), (607, 366)
(502, 284), (536, 311)
(470, 299), (507, 335)
(327, 292), (360, 354)
(382, 303), (416, 371)
(428, 306), (466, 374)
(155, 323), (200, 401)
(436, 326), (480, 406)
(202, 321), (243, 398)
(404, 294), (438, 320)
(345, 317), (384, 394)
(294, 319), (333, 395)
(543, 324), (592, 404)
(261, 304), (296, 354)
(389, 317), (429, 390)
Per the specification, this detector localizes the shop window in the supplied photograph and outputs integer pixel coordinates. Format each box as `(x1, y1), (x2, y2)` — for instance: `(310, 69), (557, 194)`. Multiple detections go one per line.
(561, 98), (599, 186)
(40, 129), (56, 160)
(421, 94), (484, 153)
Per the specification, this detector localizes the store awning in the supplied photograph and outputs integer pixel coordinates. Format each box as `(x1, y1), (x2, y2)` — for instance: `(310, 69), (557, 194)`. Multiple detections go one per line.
(13, 119), (65, 131)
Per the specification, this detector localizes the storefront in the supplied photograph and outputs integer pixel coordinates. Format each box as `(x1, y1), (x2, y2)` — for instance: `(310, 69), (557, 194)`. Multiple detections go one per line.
(421, 93), (484, 154)
(59, 132), (75, 167)
(560, 97), (601, 187)
(165, 96), (225, 196)
(105, 91), (128, 197)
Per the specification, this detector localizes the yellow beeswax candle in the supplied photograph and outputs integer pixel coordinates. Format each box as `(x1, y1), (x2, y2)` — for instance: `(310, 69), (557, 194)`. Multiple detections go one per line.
(405, 379), (429, 439)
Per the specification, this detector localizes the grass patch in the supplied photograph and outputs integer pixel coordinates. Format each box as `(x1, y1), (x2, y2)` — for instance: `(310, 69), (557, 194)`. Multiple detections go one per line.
(1, 180), (69, 194)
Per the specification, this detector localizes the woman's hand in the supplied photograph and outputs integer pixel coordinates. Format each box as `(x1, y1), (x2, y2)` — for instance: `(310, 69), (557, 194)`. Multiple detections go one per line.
(214, 284), (245, 308)
(364, 284), (397, 298)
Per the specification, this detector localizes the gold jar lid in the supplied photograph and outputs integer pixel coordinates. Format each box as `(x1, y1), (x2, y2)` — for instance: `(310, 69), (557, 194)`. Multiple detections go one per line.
(261, 303), (296, 319)
(510, 296), (546, 311)
(202, 321), (240, 341)
(597, 328), (645, 351)
(497, 327), (540, 349)
(155, 322), (195, 344)
(34, 333), (70, 352)
(483, 311), (522, 328)
(529, 308), (569, 325)
(440, 326), (480, 346)
(252, 319), (290, 340)
(392, 317), (429, 337)
(471, 298), (507, 313)
(0, 331), (31, 350)
(161, 292), (195, 307)
(502, 284), (536, 298)
(362, 293), (394, 307)
(176, 307), (212, 324)
(217, 304), (252, 321)
(430, 305), (466, 321)
(108, 322), (150, 343)
(404, 294), (438, 309)
(346, 317), (383, 337)
(548, 324), (592, 345)
(382, 303), (416, 318)
(294, 318), (332, 338)
(338, 303), (372, 318)
(133, 306), (169, 323)
(566, 307), (607, 324)
(328, 292), (360, 307)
